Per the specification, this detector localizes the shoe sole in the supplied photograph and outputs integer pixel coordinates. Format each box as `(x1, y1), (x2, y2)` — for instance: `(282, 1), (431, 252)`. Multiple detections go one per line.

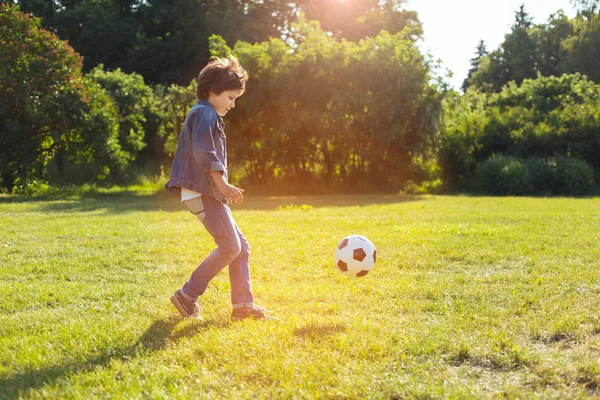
(171, 294), (202, 319)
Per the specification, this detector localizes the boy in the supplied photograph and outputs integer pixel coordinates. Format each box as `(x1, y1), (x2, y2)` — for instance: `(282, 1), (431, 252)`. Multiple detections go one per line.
(165, 55), (274, 321)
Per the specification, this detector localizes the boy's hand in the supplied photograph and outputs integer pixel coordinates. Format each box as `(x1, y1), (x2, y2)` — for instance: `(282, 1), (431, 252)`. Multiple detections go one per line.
(209, 171), (244, 204)
(219, 183), (245, 204)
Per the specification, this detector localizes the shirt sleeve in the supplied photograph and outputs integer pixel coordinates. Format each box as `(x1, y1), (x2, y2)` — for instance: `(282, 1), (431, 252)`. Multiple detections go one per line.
(189, 108), (226, 174)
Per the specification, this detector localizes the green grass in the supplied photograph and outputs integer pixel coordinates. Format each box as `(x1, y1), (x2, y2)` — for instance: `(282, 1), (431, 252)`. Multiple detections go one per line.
(1, 190), (600, 399)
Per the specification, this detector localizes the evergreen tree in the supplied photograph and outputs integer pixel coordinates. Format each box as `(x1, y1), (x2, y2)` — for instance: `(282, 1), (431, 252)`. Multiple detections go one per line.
(502, 4), (537, 86)
(462, 40), (487, 92)
(514, 4), (533, 29)
(467, 4), (538, 92)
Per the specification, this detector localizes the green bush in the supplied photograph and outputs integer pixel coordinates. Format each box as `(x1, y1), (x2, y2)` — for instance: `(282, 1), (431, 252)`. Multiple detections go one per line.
(0, 4), (126, 191)
(473, 155), (595, 196)
(474, 155), (531, 195)
(87, 66), (149, 158)
(440, 74), (600, 191)
(553, 157), (595, 196)
(523, 157), (555, 195)
(87, 65), (171, 179)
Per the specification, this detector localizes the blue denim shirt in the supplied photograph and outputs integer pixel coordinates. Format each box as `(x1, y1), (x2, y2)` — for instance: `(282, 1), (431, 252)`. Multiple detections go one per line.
(165, 99), (228, 203)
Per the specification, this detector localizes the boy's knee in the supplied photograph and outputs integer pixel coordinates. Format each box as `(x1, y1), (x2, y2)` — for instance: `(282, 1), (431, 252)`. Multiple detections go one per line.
(221, 240), (242, 260)
(240, 239), (250, 255)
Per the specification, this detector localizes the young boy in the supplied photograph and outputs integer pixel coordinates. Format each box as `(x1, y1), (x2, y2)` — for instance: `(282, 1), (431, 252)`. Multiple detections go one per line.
(165, 55), (274, 321)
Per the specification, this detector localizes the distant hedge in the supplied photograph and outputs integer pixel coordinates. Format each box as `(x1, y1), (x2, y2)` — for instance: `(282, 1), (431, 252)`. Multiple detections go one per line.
(473, 155), (595, 196)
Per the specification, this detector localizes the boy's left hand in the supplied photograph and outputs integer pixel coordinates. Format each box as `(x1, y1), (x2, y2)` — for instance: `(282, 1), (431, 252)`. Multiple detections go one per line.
(219, 182), (244, 204)
(210, 171), (244, 204)
(225, 185), (245, 204)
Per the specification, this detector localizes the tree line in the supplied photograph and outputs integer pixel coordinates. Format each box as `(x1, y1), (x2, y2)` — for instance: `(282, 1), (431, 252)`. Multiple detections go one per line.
(1, 1), (599, 195)
(463, 3), (600, 92)
(8, 0), (417, 85)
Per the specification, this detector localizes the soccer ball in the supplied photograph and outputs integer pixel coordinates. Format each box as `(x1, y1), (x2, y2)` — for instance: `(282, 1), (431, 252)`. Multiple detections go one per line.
(334, 235), (377, 278)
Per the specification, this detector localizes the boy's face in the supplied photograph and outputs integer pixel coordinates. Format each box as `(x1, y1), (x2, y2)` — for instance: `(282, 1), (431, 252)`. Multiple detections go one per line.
(208, 89), (241, 117)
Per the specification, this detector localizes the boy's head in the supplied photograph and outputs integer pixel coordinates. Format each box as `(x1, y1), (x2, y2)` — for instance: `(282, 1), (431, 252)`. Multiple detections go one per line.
(197, 55), (248, 116)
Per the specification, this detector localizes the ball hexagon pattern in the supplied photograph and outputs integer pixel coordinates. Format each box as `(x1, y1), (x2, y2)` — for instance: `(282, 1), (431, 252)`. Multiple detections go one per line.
(334, 235), (376, 278)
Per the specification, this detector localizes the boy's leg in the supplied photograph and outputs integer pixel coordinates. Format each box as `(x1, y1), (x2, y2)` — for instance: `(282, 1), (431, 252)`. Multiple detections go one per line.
(227, 219), (254, 307)
(170, 289), (201, 319)
(226, 213), (278, 320)
(182, 196), (242, 299)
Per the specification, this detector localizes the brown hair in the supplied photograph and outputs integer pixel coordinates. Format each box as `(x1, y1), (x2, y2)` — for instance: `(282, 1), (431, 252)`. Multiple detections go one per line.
(196, 54), (249, 100)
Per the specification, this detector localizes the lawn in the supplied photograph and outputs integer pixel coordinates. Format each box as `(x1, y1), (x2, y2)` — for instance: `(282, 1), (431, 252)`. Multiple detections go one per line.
(1, 189), (599, 399)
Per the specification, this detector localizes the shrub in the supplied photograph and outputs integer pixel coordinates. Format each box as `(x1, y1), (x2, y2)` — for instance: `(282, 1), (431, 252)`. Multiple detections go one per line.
(87, 65), (149, 158)
(553, 157), (595, 196)
(473, 155), (595, 196)
(0, 4), (126, 190)
(474, 155), (531, 195)
(440, 74), (600, 191)
(88, 65), (170, 179)
(523, 157), (555, 195)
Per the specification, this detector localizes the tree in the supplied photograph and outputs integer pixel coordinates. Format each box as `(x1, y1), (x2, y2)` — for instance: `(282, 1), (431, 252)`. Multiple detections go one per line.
(12, 0), (423, 86)
(462, 40), (487, 92)
(501, 5), (537, 86)
(88, 66), (161, 172)
(29, 0), (294, 84)
(571, 0), (599, 12)
(561, 10), (600, 83)
(439, 88), (489, 191)
(440, 73), (600, 189)
(466, 4), (539, 92)
(49, 1), (140, 73)
(514, 3), (533, 29)
(157, 80), (197, 158)
(7, 0), (56, 19)
(531, 11), (573, 78)
(294, 0), (421, 42)
(467, 50), (507, 93)
(209, 16), (441, 192)
(0, 4), (126, 190)
(465, 3), (600, 93)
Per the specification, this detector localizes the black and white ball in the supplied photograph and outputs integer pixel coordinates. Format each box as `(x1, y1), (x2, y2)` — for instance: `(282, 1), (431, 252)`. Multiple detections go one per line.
(334, 235), (376, 278)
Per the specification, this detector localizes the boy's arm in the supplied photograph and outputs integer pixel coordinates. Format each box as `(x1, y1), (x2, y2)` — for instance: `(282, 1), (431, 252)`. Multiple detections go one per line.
(209, 171), (245, 204)
(188, 109), (244, 203)
(189, 109), (226, 176)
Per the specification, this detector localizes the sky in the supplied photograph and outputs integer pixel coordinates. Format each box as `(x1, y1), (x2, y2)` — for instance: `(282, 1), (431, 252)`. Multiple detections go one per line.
(405, 0), (578, 90)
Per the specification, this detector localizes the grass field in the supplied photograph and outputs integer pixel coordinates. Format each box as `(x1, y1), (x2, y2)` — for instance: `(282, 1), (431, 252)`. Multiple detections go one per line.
(1, 189), (600, 399)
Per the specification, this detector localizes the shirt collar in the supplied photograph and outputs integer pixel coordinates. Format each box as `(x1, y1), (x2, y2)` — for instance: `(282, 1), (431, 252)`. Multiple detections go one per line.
(197, 99), (225, 127)
(197, 98), (212, 108)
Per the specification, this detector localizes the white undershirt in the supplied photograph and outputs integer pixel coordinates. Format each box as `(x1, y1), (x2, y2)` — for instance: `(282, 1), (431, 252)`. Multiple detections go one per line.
(181, 187), (202, 202)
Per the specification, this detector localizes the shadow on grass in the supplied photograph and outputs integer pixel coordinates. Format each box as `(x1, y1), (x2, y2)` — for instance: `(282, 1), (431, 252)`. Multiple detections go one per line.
(0, 190), (179, 214)
(0, 190), (422, 214)
(0, 315), (227, 399)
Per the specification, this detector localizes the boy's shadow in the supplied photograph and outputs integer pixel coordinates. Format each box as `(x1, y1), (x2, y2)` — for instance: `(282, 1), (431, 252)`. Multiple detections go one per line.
(0, 315), (227, 399)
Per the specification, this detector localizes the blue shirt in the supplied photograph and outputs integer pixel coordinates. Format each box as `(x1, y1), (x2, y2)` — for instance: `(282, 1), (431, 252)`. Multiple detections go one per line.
(164, 99), (228, 203)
